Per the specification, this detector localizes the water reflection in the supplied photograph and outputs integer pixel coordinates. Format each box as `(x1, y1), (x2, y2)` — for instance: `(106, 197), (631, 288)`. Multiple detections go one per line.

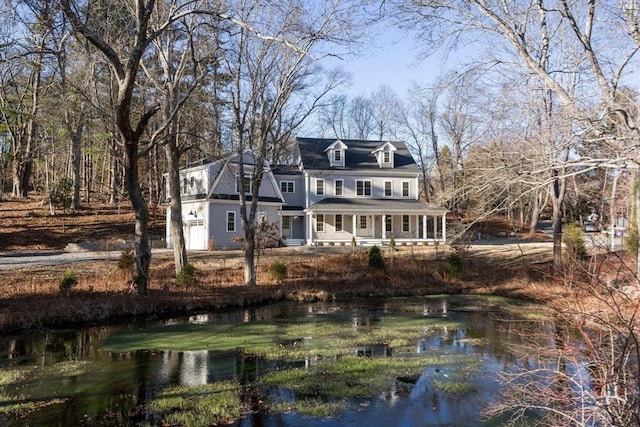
(0, 296), (560, 426)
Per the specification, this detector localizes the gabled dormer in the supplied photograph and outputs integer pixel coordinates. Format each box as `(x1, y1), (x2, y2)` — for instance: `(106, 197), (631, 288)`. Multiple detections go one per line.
(324, 139), (348, 167)
(372, 142), (397, 168)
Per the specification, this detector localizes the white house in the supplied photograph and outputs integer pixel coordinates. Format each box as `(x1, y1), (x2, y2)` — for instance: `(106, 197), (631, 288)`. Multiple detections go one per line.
(166, 138), (447, 249)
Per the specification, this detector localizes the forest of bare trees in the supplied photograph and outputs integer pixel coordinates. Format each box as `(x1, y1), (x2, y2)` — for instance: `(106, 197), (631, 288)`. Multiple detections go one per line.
(2, 1), (640, 424)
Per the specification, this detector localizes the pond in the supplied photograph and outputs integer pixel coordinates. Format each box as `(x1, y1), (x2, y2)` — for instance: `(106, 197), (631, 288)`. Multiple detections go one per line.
(0, 295), (554, 426)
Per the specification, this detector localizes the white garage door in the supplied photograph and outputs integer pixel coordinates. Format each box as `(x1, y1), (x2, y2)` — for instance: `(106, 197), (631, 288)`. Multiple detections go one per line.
(188, 219), (206, 250)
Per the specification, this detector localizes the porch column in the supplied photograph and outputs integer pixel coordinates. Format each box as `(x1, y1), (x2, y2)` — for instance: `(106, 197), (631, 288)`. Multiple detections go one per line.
(423, 215), (427, 240)
(352, 214), (357, 238)
(415, 215), (419, 239)
(382, 214), (387, 240)
(441, 214), (446, 242)
(307, 213), (313, 245)
(433, 216), (438, 240)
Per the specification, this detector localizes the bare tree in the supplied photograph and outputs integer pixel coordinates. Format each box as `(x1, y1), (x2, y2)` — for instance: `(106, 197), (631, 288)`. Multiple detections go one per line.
(59, 0), (192, 295)
(370, 84), (401, 140)
(223, 0), (366, 286)
(0, 0), (55, 198)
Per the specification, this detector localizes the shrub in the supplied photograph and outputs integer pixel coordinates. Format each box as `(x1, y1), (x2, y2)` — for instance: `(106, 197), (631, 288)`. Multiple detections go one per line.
(118, 248), (134, 271)
(444, 254), (463, 279)
(59, 268), (78, 293)
(563, 224), (587, 259)
(270, 260), (287, 282)
(176, 263), (197, 287)
(368, 245), (385, 272)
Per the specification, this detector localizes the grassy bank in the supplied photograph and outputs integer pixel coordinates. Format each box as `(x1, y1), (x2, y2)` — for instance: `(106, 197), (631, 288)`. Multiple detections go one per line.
(0, 245), (562, 332)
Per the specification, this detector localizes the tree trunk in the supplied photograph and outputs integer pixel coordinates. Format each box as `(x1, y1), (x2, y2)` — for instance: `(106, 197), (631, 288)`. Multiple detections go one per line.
(551, 171), (564, 273)
(12, 155), (32, 198)
(124, 142), (150, 296)
(166, 136), (188, 276)
(243, 232), (256, 286)
(108, 139), (119, 205)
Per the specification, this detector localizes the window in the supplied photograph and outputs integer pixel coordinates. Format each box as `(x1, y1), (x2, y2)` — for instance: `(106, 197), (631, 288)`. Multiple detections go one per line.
(383, 151), (390, 163)
(359, 216), (367, 229)
(384, 181), (392, 197)
(258, 212), (266, 223)
(282, 216), (291, 230)
(402, 215), (410, 232)
(316, 214), (324, 232)
(182, 177), (188, 194)
(402, 181), (410, 197)
(280, 181), (294, 193)
(316, 179), (324, 196)
(356, 180), (371, 196)
(385, 216), (392, 233)
(335, 214), (343, 232)
(334, 150), (341, 162)
(335, 179), (343, 196)
(227, 211), (236, 232)
(236, 173), (252, 194)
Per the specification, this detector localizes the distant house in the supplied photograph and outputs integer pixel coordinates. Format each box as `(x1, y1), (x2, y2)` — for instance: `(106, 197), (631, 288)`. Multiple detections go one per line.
(166, 138), (447, 250)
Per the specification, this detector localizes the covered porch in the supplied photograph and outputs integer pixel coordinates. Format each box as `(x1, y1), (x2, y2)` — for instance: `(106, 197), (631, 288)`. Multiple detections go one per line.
(304, 198), (447, 246)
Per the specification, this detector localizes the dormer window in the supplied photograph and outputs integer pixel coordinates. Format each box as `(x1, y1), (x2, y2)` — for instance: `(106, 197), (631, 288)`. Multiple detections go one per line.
(372, 142), (397, 168)
(325, 139), (348, 167)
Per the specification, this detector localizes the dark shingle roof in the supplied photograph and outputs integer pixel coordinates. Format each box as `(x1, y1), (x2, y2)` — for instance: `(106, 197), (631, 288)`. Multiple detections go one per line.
(296, 137), (418, 172)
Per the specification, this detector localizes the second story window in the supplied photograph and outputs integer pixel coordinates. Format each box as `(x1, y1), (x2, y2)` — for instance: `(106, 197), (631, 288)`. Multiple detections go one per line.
(334, 150), (341, 162)
(280, 181), (294, 193)
(383, 151), (390, 163)
(402, 181), (410, 197)
(356, 180), (371, 196)
(384, 181), (392, 197)
(335, 179), (343, 196)
(316, 179), (324, 196)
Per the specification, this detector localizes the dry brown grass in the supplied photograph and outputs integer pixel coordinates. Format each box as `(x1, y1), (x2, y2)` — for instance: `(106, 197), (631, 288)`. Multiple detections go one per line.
(0, 197), (605, 333)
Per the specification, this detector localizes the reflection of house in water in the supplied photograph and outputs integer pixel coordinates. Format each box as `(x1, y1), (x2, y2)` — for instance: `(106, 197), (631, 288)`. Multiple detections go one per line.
(356, 343), (391, 357)
(180, 350), (209, 386)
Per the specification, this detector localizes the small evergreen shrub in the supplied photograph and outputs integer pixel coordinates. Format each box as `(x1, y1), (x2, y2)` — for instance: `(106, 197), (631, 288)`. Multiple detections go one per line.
(563, 224), (587, 259)
(444, 254), (463, 279)
(59, 267), (78, 292)
(270, 260), (287, 282)
(176, 263), (197, 287)
(118, 248), (134, 271)
(368, 245), (385, 272)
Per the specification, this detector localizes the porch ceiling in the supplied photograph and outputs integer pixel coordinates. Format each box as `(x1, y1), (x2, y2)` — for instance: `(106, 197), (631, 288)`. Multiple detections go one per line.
(304, 198), (447, 215)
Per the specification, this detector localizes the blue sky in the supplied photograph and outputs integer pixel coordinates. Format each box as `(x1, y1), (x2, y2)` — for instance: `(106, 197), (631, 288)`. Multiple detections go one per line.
(323, 28), (447, 98)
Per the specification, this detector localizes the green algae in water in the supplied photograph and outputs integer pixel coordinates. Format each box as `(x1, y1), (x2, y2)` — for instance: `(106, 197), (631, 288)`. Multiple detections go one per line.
(258, 353), (481, 417)
(0, 361), (91, 416)
(102, 322), (279, 353)
(102, 312), (464, 360)
(147, 381), (243, 427)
